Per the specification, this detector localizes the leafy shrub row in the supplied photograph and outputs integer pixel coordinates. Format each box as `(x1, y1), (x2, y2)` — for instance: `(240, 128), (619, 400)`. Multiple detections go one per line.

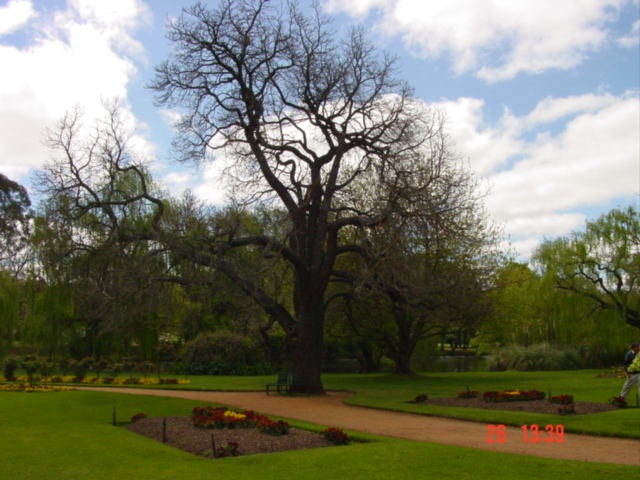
(178, 331), (273, 376)
(488, 343), (580, 371)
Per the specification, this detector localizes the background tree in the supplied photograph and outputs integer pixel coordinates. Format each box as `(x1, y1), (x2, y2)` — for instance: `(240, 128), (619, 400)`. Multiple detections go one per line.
(323, 146), (501, 373)
(0, 173), (32, 275)
(477, 259), (637, 369)
(151, 0), (481, 392)
(34, 106), (173, 361)
(533, 206), (639, 329)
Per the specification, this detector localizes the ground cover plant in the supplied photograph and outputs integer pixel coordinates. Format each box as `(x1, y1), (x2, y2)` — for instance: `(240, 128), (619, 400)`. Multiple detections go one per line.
(0, 388), (636, 480)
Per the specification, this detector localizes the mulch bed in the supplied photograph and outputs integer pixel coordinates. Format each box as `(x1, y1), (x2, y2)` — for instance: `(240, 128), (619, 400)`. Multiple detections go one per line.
(125, 416), (334, 458)
(422, 396), (617, 415)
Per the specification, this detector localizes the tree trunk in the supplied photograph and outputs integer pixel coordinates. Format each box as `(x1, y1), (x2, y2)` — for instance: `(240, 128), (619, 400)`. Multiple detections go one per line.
(390, 348), (414, 374)
(291, 294), (326, 394)
(387, 307), (415, 374)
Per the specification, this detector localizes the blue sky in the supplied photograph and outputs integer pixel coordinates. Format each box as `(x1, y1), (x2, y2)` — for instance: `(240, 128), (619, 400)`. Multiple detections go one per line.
(0, 0), (638, 260)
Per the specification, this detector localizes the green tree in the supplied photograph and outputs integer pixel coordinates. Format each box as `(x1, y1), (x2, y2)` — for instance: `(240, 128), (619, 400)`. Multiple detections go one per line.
(34, 106), (175, 360)
(0, 173), (32, 274)
(533, 206), (640, 330)
(329, 159), (500, 373)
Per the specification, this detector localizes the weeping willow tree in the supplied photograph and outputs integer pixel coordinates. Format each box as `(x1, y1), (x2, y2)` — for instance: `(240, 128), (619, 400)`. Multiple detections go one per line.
(533, 206), (639, 330)
(481, 206), (639, 357)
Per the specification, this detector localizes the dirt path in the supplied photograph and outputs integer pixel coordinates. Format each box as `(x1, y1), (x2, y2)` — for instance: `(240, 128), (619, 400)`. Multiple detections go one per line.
(79, 387), (640, 466)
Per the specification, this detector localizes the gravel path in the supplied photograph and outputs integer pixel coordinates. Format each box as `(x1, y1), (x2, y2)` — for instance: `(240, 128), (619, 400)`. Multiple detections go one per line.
(79, 387), (640, 466)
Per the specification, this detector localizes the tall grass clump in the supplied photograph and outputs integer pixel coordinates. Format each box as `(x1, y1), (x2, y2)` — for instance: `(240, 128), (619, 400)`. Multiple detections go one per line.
(488, 343), (580, 371)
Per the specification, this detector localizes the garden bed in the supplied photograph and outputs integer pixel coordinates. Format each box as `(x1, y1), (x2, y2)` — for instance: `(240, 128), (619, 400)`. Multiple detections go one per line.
(424, 396), (617, 415)
(126, 416), (337, 458)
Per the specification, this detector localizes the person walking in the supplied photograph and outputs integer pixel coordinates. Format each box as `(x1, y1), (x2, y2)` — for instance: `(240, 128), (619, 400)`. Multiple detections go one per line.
(620, 342), (640, 400)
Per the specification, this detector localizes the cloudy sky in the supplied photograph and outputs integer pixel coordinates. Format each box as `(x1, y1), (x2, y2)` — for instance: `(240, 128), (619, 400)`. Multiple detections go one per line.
(0, 0), (638, 260)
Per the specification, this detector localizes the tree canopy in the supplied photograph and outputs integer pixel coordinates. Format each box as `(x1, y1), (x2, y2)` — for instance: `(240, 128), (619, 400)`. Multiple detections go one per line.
(533, 206), (640, 330)
(0, 173), (32, 274)
(14, 1), (501, 388)
(150, 0), (491, 391)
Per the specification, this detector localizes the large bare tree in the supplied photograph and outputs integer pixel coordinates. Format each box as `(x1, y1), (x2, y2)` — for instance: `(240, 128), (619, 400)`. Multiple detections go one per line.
(151, 0), (469, 392)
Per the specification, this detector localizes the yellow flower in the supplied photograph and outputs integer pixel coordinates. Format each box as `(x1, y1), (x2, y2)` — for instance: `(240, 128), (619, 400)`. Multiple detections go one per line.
(223, 410), (247, 421)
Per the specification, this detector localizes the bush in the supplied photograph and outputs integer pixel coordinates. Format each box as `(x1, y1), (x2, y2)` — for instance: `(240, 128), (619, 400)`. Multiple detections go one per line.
(257, 419), (290, 436)
(321, 427), (349, 445)
(69, 357), (92, 381)
(130, 413), (148, 423)
(549, 394), (574, 405)
(3, 356), (20, 381)
(180, 331), (271, 375)
(488, 343), (580, 371)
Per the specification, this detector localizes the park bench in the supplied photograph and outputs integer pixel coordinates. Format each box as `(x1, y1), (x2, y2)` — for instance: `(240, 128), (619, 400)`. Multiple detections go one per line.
(265, 372), (291, 394)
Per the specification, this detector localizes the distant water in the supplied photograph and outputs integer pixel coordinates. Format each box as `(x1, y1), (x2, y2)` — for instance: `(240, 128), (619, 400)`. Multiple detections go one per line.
(419, 355), (489, 372)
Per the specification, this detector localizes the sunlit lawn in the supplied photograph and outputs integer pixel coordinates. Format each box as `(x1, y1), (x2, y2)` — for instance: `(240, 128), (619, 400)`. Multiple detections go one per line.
(0, 385), (637, 480)
(123, 369), (638, 438)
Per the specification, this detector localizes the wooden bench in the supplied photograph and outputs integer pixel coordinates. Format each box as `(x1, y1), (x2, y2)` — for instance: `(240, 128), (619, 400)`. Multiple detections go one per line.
(265, 372), (291, 394)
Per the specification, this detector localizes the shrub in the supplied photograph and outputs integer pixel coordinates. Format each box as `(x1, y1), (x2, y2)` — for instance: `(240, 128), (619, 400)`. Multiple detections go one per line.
(3, 356), (20, 381)
(413, 393), (428, 403)
(609, 396), (627, 408)
(130, 413), (148, 423)
(321, 427), (349, 445)
(180, 331), (270, 375)
(69, 357), (92, 382)
(21, 356), (41, 387)
(92, 358), (110, 379)
(257, 419), (290, 436)
(215, 441), (239, 458)
(557, 405), (576, 415)
(488, 343), (580, 371)
(458, 390), (479, 399)
(549, 394), (574, 405)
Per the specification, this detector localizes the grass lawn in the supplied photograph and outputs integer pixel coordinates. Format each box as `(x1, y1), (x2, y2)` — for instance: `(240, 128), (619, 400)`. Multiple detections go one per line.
(122, 369), (638, 438)
(0, 388), (636, 480)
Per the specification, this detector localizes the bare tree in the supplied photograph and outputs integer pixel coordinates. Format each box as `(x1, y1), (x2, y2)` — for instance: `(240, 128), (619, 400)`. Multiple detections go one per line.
(151, 0), (471, 392)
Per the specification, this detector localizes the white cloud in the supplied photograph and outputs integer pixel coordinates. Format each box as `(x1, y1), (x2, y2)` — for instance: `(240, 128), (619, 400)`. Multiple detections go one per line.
(439, 93), (640, 259)
(159, 108), (183, 128)
(523, 93), (619, 127)
(618, 19), (640, 47)
(192, 159), (234, 206)
(323, 0), (628, 81)
(0, 0), (151, 182)
(437, 97), (523, 174)
(0, 0), (35, 36)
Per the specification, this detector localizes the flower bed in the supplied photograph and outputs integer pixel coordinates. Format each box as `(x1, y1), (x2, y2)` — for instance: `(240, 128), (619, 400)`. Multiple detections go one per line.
(191, 406), (290, 435)
(557, 404), (576, 415)
(609, 396), (627, 408)
(44, 375), (190, 386)
(0, 383), (75, 393)
(549, 394), (574, 405)
(457, 390), (479, 399)
(482, 389), (545, 403)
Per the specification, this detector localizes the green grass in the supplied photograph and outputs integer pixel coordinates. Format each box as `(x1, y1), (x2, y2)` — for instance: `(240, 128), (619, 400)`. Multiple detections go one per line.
(324, 370), (640, 439)
(114, 369), (638, 438)
(0, 389), (636, 480)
